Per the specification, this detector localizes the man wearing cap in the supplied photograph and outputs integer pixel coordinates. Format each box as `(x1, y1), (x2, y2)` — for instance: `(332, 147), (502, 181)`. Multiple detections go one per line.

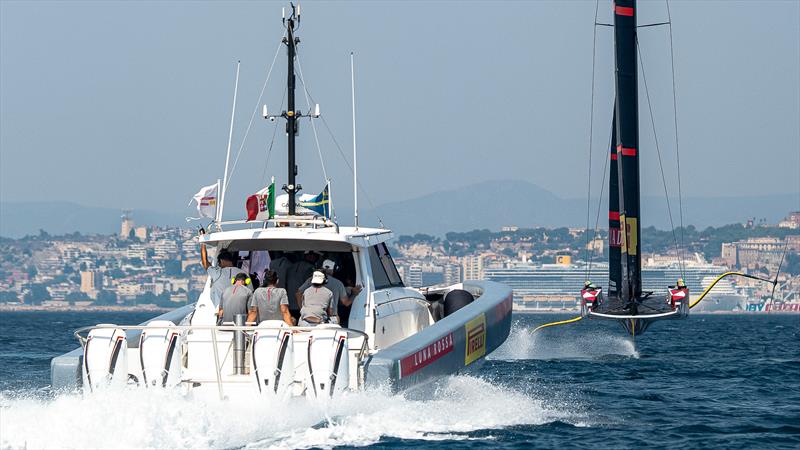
(200, 231), (248, 307)
(299, 270), (337, 326)
(296, 259), (361, 327)
(218, 273), (253, 323)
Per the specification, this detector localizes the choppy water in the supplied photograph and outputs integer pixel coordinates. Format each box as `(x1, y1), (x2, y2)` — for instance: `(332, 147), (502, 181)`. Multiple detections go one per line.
(0, 311), (798, 449)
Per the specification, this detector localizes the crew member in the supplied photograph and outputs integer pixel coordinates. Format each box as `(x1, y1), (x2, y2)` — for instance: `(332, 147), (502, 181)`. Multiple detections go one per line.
(201, 245), (247, 308)
(268, 251), (291, 290)
(296, 259), (361, 327)
(299, 270), (337, 326)
(218, 273), (253, 323)
(247, 270), (293, 326)
(285, 251), (318, 319)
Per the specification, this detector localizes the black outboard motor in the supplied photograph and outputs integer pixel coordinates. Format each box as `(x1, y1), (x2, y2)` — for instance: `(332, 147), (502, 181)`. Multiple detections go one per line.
(443, 289), (474, 317)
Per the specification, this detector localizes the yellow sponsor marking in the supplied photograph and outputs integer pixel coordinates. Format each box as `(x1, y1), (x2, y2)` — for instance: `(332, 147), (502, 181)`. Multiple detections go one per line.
(464, 313), (486, 365)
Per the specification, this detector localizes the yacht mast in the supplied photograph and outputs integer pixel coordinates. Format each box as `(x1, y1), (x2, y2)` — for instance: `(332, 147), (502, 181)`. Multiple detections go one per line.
(613, 0), (642, 304)
(284, 4), (301, 215)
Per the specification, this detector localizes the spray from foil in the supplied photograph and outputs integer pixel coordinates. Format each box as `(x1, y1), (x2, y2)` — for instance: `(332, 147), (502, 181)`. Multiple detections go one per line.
(0, 375), (586, 450)
(489, 320), (639, 361)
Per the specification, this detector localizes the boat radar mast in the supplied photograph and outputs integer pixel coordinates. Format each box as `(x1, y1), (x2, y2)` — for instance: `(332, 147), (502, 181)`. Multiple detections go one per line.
(262, 3), (320, 217)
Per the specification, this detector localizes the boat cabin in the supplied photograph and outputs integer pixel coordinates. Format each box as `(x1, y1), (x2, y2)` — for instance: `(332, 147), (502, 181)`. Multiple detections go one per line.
(194, 219), (434, 351)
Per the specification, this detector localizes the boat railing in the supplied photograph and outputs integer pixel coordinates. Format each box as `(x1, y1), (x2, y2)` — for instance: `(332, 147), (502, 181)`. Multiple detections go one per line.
(73, 324), (370, 398)
(212, 216), (339, 232)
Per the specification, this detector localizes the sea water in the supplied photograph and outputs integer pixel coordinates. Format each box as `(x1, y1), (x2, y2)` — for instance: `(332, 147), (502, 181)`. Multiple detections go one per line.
(0, 311), (798, 449)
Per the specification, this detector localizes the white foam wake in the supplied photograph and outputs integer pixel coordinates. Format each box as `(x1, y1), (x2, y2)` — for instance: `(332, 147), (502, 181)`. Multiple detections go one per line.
(0, 376), (576, 449)
(489, 320), (639, 361)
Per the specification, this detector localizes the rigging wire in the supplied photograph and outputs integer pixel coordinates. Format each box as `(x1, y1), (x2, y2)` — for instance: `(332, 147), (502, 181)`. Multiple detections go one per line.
(665, 0), (686, 278)
(224, 32), (285, 194)
(689, 272), (775, 309)
(260, 85), (287, 186)
(766, 242), (789, 312)
(635, 35), (683, 273)
(584, 0), (601, 281)
(295, 53), (329, 183)
(588, 124), (613, 276)
(297, 83), (387, 228)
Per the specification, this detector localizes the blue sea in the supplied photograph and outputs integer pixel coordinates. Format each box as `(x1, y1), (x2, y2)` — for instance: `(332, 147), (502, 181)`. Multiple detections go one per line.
(1, 311), (798, 449)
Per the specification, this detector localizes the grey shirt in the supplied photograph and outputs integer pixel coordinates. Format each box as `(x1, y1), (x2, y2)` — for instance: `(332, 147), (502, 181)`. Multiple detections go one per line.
(249, 286), (288, 323)
(207, 266), (247, 307)
(298, 276), (345, 316)
(220, 284), (252, 323)
(300, 285), (334, 323)
(268, 256), (291, 290)
(285, 260), (313, 311)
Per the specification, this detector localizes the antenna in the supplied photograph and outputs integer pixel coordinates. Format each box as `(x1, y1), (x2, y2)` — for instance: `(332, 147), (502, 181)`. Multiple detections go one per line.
(218, 60), (240, 223)
(350, 51), (359, 229)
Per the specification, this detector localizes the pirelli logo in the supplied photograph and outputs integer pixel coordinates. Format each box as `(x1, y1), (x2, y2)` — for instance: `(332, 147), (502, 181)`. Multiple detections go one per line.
(464, 313), (486, 365)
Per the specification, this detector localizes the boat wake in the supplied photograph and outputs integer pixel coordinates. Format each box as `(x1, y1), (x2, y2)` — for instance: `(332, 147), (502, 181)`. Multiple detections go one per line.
(0, 375), (582, 449)
(488, 320), (639, 361)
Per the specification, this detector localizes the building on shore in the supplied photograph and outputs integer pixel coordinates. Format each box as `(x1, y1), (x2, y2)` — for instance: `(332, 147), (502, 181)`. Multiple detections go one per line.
(483, 259), (746, 312)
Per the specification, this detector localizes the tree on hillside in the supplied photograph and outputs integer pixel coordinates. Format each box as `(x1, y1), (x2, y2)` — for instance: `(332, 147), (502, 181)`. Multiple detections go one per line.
(0, 291), (19, 303)
(164, 260), (182, 276)
(94, 290), (118, 305)
(784, 253), (800, 276)
(23, 284), (50, 305)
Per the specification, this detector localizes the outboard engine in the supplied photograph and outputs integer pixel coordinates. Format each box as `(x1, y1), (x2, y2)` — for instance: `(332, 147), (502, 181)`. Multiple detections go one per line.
(443, 289), (474, 317)
(138, 320), (182, 388)
(252, 320), (295, 396)
(306, 326), (349, 398)
(82, 325), (128, 391)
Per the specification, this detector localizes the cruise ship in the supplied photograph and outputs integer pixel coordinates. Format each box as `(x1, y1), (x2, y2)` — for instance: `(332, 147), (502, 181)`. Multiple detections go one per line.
(484, 258), (746, 312)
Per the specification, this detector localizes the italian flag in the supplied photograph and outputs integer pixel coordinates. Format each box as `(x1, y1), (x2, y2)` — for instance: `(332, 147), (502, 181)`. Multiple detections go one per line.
(246, 179), (275, 221)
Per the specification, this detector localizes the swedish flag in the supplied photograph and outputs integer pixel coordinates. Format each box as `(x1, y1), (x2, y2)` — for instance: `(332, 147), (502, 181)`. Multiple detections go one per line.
(299, 185), (330, 218)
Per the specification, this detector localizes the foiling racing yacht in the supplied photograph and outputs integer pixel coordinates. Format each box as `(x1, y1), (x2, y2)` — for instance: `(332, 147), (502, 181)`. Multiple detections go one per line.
(579, 0), (689, 335)
(50, 5), (512, 399)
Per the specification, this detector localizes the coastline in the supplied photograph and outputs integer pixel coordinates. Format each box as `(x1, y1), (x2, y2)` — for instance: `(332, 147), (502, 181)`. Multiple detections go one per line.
(511, 309), (800, 315)
(0, 304), (175, 313)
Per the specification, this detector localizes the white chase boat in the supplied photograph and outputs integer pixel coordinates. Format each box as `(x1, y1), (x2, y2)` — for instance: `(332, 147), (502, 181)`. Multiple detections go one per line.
(51, 5), (512, 399)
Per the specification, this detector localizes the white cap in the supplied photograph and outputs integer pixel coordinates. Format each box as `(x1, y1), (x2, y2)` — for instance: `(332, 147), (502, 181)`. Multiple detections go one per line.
(312, 270), (326, 284)
(322, 259), (335, 271)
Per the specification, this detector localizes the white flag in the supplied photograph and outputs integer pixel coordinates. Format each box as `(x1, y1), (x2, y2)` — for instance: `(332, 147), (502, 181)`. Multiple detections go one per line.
(191, 183), (219, 219)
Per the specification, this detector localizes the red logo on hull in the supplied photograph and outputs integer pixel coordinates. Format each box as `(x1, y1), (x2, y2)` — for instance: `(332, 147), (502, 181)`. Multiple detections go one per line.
(399, 333), (454, 377)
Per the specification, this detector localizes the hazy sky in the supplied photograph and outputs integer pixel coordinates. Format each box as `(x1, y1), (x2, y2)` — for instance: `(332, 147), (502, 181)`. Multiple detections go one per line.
(1, 0), (798, 220)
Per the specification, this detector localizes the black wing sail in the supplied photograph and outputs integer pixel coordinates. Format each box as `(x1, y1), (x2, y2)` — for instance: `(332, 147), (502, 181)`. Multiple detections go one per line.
(608, 107), (622, 298)
(581, 0), (689, 336)
(613, 0), (641, 304)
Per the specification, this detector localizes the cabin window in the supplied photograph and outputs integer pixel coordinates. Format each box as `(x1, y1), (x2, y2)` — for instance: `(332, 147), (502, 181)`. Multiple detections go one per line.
(369, 243), (404, 289)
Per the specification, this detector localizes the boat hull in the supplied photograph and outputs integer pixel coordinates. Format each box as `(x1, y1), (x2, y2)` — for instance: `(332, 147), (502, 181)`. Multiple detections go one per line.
(50, 281), (513, 394)
(365, 280), (513, 392)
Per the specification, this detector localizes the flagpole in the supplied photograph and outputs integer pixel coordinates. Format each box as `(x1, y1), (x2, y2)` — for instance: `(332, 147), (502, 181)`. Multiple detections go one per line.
(350, 52), (359, 229)
(218, 60), (241, 223)
(328, 179), (335, 223)
(215, 179), (221, 225)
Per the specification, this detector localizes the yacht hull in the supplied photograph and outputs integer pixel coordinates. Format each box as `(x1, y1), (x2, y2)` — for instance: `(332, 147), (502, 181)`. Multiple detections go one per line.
(50, 281), (513, 395)
(366, 281), (513, 392)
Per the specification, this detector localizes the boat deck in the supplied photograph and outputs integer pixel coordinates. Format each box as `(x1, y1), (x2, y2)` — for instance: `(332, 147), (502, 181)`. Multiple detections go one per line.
(593, 294), (674, 316)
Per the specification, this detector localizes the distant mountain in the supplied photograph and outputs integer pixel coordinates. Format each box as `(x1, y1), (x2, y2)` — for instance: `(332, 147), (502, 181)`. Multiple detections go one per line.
(1, 182), (796, 238)
(363, 180), (584, 236)
(364, 180), (797, 236)
(0, 201), (186, 238)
